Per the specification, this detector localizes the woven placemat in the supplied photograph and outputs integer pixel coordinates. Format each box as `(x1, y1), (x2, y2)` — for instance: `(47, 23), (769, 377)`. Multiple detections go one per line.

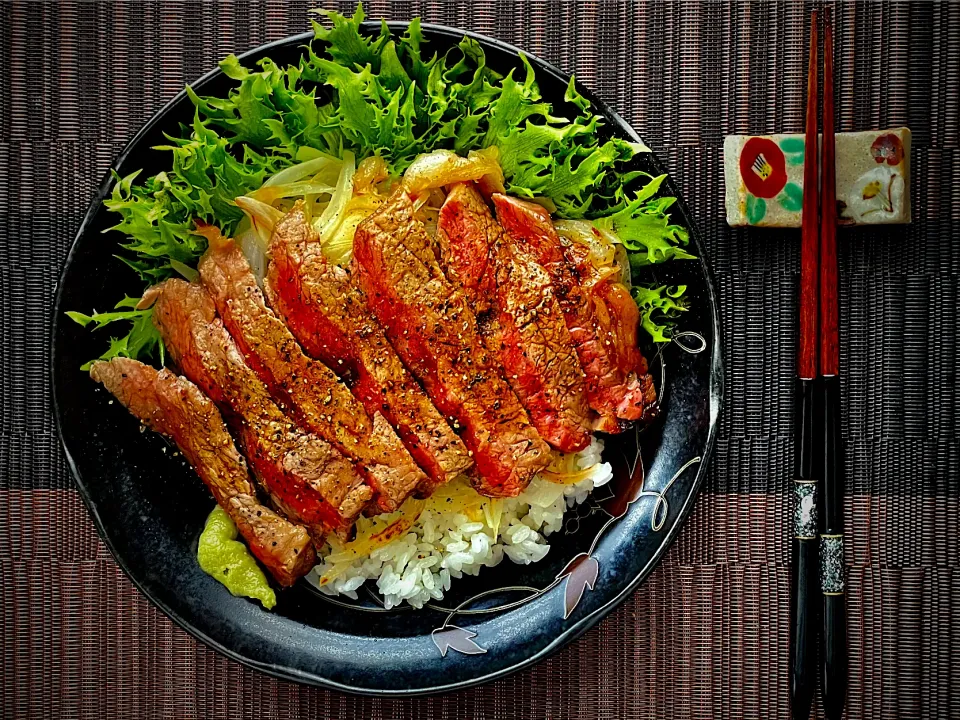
(2, 2), (957, 718)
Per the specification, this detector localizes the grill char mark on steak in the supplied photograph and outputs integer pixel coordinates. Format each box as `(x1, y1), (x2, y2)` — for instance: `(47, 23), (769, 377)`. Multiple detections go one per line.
(491, 194), (658, 430)
(90, 357), (315, 586)
(265, 204), (473, 496)
(197, 227), (426, 512)
(437, 183), (593, 452)
(151, 279), (372, 541)
(352, 189), (550, 498)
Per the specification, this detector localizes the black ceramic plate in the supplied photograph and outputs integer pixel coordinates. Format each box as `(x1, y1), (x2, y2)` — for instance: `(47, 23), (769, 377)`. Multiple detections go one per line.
(52, 23), (722, 695)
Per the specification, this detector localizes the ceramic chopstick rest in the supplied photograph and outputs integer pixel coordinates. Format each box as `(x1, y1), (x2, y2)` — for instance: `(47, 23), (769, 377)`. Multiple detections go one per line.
(724, 127), (911, 227)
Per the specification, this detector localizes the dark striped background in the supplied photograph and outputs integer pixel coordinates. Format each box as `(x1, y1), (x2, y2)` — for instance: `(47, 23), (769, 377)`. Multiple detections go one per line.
(2, 2), (957, 718)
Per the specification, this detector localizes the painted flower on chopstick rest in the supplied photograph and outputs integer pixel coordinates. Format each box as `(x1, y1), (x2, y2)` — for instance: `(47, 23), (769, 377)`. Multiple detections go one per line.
(739, 137), (804, 223)
(848, 165), (903, 222)
(871, 133), (905, 165)
(862, 181), (883, 200)
(740, 138), (788, 199)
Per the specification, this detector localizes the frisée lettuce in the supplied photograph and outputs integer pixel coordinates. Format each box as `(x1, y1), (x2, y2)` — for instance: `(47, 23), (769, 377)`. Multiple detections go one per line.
(72, 2), (693, 367)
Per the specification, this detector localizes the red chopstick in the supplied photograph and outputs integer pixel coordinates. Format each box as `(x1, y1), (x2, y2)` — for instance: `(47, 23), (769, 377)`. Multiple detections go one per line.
(790, 13), (820, 720)
(820, 13), (838, 378)
(818, 10), (847, 720)
(798, 11), (820, 382)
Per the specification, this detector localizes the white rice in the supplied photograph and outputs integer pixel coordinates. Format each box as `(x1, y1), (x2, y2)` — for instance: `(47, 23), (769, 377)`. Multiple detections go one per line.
(307, 436), (612, 609)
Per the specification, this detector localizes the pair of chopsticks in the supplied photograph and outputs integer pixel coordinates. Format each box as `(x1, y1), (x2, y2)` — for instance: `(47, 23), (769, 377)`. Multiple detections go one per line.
(790, 8), (846, 720)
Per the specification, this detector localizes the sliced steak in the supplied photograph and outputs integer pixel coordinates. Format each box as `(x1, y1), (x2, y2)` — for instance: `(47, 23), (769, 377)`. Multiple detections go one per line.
(492, 194), (657, 430)
(151, 278), (372, 540)
(90, 357), (314, 586)
(266, 204), (472, 495)
(353, 190), (550, 497)
(438, 183), (592, 452)
(197, 226), (426, 512)
(577, 251), (658, 420)
(434, 186), (498, 316)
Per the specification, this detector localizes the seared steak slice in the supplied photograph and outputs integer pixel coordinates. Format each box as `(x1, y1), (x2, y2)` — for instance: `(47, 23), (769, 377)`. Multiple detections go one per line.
(266, 205), (472, 495)
(90, 357), (314, 586)
(492, 194), (657, 430)
(581, 256), (658, 420)
(197, 226), (425, 512)
(353, 190), (550, 497)
(434, 186), (498, 316)
(438, 184), (592, 452)
(151, 279), (372, 539)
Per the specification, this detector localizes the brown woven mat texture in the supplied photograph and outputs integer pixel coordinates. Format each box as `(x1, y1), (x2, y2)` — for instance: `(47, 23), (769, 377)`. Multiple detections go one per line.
(3, 2), (958, 718)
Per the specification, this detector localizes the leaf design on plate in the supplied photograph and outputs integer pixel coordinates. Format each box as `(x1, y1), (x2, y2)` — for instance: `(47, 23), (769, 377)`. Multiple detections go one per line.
(602, 431), (645, 519)
(557, 552), (600, 619)
(431, 625), (487, 657)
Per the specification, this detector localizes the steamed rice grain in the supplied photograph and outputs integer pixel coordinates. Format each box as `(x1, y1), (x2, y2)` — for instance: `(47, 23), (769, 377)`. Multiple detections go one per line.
(307, 437), (611, 609)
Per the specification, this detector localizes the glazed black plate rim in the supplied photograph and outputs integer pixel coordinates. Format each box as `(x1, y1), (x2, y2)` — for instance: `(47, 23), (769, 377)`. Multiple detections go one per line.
(52, 22), (723, 695)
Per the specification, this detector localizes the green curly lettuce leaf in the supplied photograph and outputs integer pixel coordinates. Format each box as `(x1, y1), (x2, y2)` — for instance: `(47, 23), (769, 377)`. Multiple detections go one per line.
(74, 1), (693, 361)
(594, 175), (696, 268)
(631, 285), (689, 343)
(65, 297), (165, 371)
